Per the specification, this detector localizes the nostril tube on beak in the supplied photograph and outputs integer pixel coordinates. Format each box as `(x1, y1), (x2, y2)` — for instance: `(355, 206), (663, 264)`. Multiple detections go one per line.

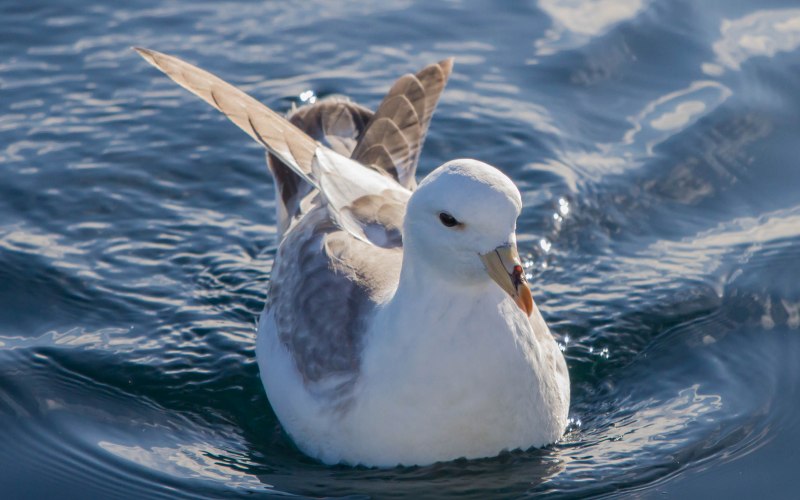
(479, 245), (534, 317)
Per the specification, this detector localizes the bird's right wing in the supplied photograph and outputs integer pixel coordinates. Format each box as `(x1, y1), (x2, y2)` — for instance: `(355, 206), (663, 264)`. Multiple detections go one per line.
(135, 48), (409, 246)
(136, 47), (319, 188)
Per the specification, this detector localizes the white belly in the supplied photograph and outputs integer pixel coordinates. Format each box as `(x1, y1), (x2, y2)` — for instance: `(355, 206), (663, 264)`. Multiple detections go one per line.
(256, 296), (570, 467)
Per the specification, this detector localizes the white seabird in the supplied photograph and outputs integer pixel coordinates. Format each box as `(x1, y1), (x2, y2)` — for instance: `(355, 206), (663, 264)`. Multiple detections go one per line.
(136, 48), (570, 467)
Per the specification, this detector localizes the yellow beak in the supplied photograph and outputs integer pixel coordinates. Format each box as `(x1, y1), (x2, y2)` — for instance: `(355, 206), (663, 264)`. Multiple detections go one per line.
(479, 244), (534, 317)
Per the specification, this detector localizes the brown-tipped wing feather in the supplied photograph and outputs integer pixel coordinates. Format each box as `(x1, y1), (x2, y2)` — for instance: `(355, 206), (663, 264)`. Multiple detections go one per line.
(416, 59), (454, 137)
(135, 47), (319, 188)
(351, 59), (453, 189)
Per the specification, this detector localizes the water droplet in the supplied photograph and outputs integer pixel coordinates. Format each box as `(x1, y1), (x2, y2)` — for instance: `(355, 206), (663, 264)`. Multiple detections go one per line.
(299, 89), (317, 103)
(567, 417), (582, 430)
(558, 197), (570, 216)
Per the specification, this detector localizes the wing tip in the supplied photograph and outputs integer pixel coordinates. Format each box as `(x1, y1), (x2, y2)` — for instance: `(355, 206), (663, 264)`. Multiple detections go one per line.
(133, 46), (160, 67)
(438, 57), (455, 77)
(415, 57), (455, 87)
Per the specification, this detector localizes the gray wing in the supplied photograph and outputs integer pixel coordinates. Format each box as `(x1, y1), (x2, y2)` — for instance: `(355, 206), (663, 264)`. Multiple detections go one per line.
(351, 59), (453, 189)
(268, 205), (403, 393)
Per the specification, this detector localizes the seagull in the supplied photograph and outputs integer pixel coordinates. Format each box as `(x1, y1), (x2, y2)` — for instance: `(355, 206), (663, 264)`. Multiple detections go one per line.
(135, 48), (570, 467)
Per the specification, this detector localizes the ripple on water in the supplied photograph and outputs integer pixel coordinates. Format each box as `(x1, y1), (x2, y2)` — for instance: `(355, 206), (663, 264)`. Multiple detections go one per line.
(3, 0), (800, 498)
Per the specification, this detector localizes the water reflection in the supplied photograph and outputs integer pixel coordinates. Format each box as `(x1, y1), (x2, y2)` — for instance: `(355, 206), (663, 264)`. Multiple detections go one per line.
(705, 9), (800, 75)
(622, 81), (732, 156)
(543, 79), (733, 181)
(99, 441), (269, 490)
(535, 0), (645, 55)
(645, 207), (800, 274)
(603, 386), (722, 456)
(445, 88), (560, 135)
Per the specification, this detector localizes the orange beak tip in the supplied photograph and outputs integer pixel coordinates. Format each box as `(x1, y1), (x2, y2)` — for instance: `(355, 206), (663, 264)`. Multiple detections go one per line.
(515, 284), (534, 317)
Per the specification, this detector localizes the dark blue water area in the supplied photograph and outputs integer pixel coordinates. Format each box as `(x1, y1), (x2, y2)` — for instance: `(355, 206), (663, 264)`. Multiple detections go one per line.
(2, 0), (800, 497)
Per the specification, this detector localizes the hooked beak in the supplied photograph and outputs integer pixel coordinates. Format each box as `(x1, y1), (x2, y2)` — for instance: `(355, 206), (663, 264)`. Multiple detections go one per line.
(479, 244), (534, 317)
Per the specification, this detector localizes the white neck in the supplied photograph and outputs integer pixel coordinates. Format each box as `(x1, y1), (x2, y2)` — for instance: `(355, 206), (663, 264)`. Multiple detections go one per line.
(363, 244), (516, 393)
(380, 244), (499, 332)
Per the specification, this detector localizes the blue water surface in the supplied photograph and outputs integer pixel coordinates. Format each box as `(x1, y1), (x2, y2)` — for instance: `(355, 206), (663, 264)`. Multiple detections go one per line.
(2, 0), (800, 498)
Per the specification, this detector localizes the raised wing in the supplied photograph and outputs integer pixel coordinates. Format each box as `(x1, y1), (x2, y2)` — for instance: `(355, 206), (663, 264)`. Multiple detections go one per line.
(135, 47), (319, 188)
(135, 48), (410, 246)
(351, 59), (453, 189)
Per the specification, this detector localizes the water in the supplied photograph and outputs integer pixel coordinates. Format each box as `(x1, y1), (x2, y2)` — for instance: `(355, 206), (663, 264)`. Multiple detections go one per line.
(2, 0), (800, 497)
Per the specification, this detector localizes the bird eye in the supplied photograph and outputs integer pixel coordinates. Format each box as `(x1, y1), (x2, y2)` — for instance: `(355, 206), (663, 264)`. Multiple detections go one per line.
(439, 212), (459, 227)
